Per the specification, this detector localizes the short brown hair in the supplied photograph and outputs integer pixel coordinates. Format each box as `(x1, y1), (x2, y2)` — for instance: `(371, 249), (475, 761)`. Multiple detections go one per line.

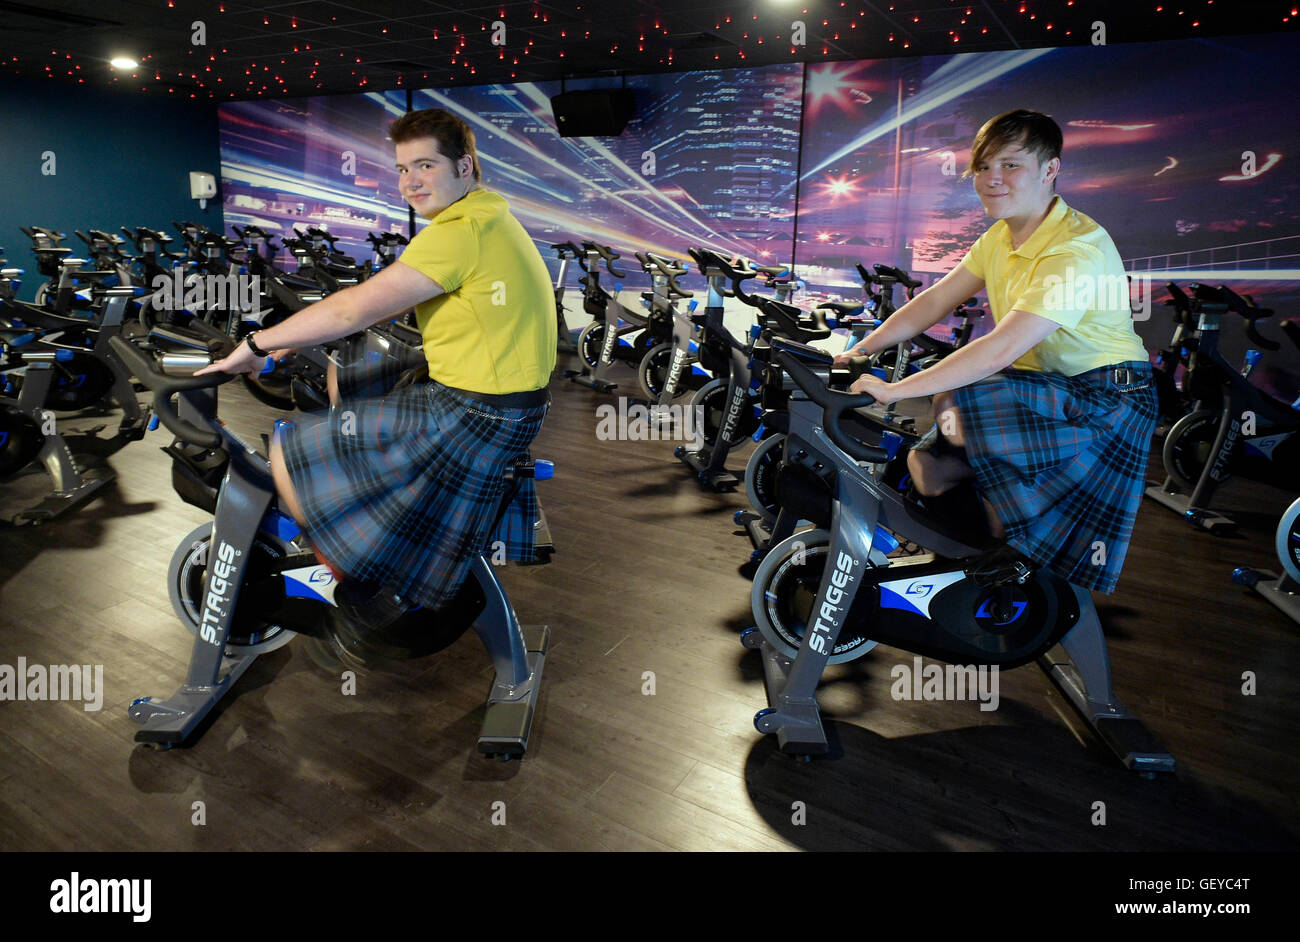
(389, 108), (481, 182)
(965, 109), (1062, 182)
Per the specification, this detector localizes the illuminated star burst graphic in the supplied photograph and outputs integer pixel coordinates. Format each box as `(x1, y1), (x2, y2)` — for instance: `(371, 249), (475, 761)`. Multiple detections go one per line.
(805, 62), (874, 119)
(816, 173), (861, 201)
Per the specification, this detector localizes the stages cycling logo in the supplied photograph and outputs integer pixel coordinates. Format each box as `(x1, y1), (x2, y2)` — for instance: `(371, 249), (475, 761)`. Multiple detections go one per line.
(200, 540), (240, 645)
(806, 550), (858, 655)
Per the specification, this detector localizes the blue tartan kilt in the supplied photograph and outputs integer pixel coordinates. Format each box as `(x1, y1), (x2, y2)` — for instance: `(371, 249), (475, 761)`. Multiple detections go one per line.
(278, 353), (549, 610)
(951, 360), (1157, 594)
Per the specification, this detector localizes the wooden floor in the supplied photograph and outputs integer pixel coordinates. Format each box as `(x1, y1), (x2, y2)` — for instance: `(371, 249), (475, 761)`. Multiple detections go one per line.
(1, 357), (1298, 852)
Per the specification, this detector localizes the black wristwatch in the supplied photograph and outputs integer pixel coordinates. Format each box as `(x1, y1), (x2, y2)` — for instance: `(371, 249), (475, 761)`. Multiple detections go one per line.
(244, 332), (270, 357)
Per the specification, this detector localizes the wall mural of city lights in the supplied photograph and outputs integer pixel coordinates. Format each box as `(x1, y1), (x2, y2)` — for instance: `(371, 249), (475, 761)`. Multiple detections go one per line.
(219, 32), (1299, 359)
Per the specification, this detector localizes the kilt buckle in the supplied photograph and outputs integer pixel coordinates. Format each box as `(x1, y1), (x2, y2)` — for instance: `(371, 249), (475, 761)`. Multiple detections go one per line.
(1111, 366), (1137, 387)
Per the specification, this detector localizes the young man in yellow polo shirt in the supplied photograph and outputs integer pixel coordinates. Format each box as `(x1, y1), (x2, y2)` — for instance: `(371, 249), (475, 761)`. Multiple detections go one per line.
(835, 109), (1154, 593)
(200, 108), (555, 623)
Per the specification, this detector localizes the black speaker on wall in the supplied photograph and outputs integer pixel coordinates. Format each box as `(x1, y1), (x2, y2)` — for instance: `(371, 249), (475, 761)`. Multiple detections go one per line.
(550, 89), (635, 137)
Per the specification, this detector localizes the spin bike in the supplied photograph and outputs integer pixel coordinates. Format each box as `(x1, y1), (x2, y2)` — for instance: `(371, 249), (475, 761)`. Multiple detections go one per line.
(632, 251), (705, 403)
(565, 242), (657, 394)
(740, 337), (1176, 773)
(1145, 283), (1300, 532)
(19, 226), (78, 313)
(740, 281), (984, 543)
(0, 251), (118, 416)
(0, 277), (149, 439)
(637, 254), (801, 409)
(1, 331), (116, 525)
(676, 250), (837, 491)
(109, 326), (552, 758)
(673, 250), (763, 489)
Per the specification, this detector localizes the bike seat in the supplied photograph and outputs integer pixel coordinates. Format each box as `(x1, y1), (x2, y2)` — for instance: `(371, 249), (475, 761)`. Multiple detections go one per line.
(278, 271), (321, 290)
(148, 323), (227, 354)
(817, 301), (863, 316)
(760, 298), (831, 341)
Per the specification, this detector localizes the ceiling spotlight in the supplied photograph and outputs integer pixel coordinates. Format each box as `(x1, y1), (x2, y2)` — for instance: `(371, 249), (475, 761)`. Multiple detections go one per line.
(110, 56), (139, 69)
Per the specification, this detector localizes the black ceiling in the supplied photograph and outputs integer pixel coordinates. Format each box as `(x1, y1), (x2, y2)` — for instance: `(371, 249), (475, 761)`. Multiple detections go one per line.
(0, 0), (1296, 100)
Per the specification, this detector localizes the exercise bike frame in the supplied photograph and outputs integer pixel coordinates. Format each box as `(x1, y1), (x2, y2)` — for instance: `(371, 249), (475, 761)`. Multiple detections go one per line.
(742, 339), (1176, 773)
(110, 331), (549, 757)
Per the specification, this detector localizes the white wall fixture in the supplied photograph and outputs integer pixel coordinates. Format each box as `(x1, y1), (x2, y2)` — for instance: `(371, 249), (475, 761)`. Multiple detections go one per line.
(190, 171), (217, 210)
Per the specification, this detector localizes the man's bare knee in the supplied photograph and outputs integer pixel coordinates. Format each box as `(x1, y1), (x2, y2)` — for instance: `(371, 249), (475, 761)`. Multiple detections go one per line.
(933, 392), (966, 448)
(907, 448), (974, 497)
(906, 450), (930, 494)
(269, 436), (307, 525)
(327, 360), (341, 407)
(907, 450), (947, 497)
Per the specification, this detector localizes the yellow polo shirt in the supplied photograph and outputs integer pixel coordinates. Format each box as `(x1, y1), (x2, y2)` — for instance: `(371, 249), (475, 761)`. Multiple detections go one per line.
(959, 196), (1148, 375)
(398, 188), (556, 394)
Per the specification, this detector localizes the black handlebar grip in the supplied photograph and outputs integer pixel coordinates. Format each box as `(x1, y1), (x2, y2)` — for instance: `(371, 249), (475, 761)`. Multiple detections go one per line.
(585, 242), (627, 279)
(1245, 322), (1281, 351)
(108, 334), (237, 448)
(773, 345), (889, 464)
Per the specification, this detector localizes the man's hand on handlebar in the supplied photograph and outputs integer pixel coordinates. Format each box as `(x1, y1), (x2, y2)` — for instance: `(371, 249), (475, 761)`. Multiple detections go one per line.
(194, 338), (272, 376)
(849, 371), (900, 406)
(833, 347), (865, 369)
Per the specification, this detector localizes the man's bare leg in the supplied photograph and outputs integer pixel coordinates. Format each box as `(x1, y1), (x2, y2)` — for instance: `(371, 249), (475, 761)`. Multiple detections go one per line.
(906, 449), (975, 496)
(269, 434), (307, 527)
(327, 358), (341, 407)
(906, 392), (1004, 538)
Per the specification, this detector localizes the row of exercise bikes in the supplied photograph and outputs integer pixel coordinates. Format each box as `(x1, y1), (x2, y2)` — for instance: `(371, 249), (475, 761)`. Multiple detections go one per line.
(0, 221), (424, 525)
(1143, 281), (1300, 627)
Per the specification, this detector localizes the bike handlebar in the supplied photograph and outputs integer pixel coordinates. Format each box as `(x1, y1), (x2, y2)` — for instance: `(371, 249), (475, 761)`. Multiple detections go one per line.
(581, 241), (627, 279)
(771, 338), (890, 464)
(635, 251), (693, 298)
(108, 323), (240, 448)
(687, 247), (758, 284)
(1191, 283), (1280, 351)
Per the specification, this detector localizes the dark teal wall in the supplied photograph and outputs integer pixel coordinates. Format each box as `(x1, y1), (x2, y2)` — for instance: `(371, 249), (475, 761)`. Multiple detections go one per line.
(0, 75), (222, 300)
